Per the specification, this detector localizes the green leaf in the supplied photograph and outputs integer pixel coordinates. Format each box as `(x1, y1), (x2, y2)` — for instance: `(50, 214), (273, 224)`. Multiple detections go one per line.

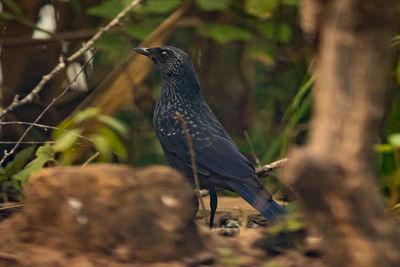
(259, 22), (292, 43)
(95, 33), (126, 54)
(374, 144), (394, 153)
(196, 0), (230, 11)
(282, 76), (314, 121)
(133, 0), (181, 14)
(98, 126), (127, 160)
(52, 129), (83, 152)
(52, 118), (74, 140)
(0, 146), (35, 180)
(2, 0), (22, 15)
(388, 134), (400, 147)
(87, 1), (126, 18)
(245, 0), (278, 18)
(97, 115), (128, 137)
(123, 24), (152, 40)
(198, 24), (252, 44)
(11, 176), (21, 191)
(0, 11), (16, 20)
(72, 107), (100, 124)
(92, 134), (113, 162)
(14, 143), (55, 184)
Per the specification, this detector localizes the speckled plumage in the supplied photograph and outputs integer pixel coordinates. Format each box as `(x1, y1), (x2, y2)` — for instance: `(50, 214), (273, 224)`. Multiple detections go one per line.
(135, 46), (286, 225)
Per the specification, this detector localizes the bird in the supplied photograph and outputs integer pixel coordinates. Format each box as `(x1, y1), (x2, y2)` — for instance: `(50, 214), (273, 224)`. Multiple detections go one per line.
(134, 46), (286, 227)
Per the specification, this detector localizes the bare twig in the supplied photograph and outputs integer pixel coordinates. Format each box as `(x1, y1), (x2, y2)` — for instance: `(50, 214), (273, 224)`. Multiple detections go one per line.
(3, 29), (98, 47)
(243, 131), (260, 167)
(81, 152), (100, 168)
(255, 158), (288, 178)
(0, 251), (20, 261)
(2, 18), (201, 48)
(0, 203), (24, 211)
(0, 52), (97, 165)
(0, 0), (142, 119)
(173, 112), (206, 212)
(0, 141), (55, 144)
(0, 121), (93, 143)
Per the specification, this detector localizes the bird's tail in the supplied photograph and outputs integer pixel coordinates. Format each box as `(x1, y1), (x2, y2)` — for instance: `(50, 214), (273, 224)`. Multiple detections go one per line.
(227, 181), (286, 222)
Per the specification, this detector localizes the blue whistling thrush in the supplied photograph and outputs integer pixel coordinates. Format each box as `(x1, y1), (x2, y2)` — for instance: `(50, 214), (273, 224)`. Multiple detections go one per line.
(134, 46), (286, 227)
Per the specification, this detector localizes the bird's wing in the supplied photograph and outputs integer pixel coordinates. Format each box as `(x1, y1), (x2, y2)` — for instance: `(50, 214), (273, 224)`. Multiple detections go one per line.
(195, 136), (255, 180)
(158, 126), (287, 222)
(158, 128), (255, 181)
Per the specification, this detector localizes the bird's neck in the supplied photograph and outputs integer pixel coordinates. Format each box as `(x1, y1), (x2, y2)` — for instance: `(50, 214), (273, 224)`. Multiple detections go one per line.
(160, 70), (202, 103)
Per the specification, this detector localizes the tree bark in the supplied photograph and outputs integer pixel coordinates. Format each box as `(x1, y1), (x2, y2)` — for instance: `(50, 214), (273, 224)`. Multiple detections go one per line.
(283, 0), (400, 266)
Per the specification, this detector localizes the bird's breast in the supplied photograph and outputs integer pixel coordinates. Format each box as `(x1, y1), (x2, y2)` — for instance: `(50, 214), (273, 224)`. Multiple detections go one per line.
(154, 100), (213, 147)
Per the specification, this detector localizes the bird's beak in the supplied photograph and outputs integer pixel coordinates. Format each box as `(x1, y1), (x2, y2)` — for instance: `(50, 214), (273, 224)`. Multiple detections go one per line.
(134, 47), (150, 57)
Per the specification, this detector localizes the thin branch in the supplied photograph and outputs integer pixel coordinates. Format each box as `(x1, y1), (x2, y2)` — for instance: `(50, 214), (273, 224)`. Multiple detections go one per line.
(0, 251), (20, 261)
(0, 203), (24, 211)
(243, 131), (260, 167)
(255, 158), (289, 178)
(81, 152), (100, 168)
(0, 121), (93, 143)
(0, 51), (97, 166)
(0, 0), (142, 119)
(0, 141), (55, 144)
(3, 29), (98, 47)
(2, 18), (202, 48)
(173, 112), (206, 212)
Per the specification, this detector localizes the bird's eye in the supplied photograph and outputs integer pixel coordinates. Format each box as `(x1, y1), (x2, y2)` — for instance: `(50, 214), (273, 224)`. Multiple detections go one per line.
(161, 51), (168, 58)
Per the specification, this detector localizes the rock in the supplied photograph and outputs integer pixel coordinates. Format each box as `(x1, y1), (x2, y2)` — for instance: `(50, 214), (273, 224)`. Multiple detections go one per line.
(0, 164), (207, 266)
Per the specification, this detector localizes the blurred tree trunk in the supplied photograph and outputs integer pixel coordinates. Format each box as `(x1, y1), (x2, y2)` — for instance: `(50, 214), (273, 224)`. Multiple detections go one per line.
(195, 41), (251, 135)
(283, 0), (400, 266)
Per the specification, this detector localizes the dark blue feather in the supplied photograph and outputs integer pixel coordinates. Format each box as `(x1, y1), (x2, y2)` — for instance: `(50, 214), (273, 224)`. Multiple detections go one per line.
(227, 181), (287, 221)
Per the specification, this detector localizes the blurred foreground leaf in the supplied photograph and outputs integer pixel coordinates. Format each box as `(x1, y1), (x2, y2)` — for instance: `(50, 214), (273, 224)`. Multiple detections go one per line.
(0, 146), (35, 181)
(388, 133), (400, 147)
(52, 129), (83, 152)
(97, 114), (129, 137)
(14, 143), (55, 184)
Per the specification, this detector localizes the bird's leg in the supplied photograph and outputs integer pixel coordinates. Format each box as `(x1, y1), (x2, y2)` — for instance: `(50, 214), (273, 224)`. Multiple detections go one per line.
(193, 194), (199, 216)
(209, 189), (218, 228)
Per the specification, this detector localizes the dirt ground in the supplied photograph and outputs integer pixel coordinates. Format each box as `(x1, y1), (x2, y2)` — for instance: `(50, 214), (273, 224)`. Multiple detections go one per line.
(0, 164), (323, 266)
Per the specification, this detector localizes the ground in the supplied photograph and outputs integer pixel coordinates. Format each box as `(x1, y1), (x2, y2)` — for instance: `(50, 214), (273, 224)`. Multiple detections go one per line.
(0, 164), (323, 266)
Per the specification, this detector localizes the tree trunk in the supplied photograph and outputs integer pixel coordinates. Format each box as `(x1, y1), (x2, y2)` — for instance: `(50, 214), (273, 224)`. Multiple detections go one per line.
(283, 0), (400, 266)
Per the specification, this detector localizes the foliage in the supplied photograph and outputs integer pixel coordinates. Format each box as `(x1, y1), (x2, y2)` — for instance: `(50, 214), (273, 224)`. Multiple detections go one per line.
(375, 133), (400, 215)
(0, 108), (127, 202)
(197, 24), (252, 44)
(196, 0), (231, 11)
(53, 107), (128, 164)
(88, 0), (297, 59)
(13, 143), (55, 185)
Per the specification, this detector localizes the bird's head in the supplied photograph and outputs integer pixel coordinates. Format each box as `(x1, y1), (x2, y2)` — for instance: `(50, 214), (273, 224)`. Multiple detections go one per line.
(134, 46), (195, 77)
